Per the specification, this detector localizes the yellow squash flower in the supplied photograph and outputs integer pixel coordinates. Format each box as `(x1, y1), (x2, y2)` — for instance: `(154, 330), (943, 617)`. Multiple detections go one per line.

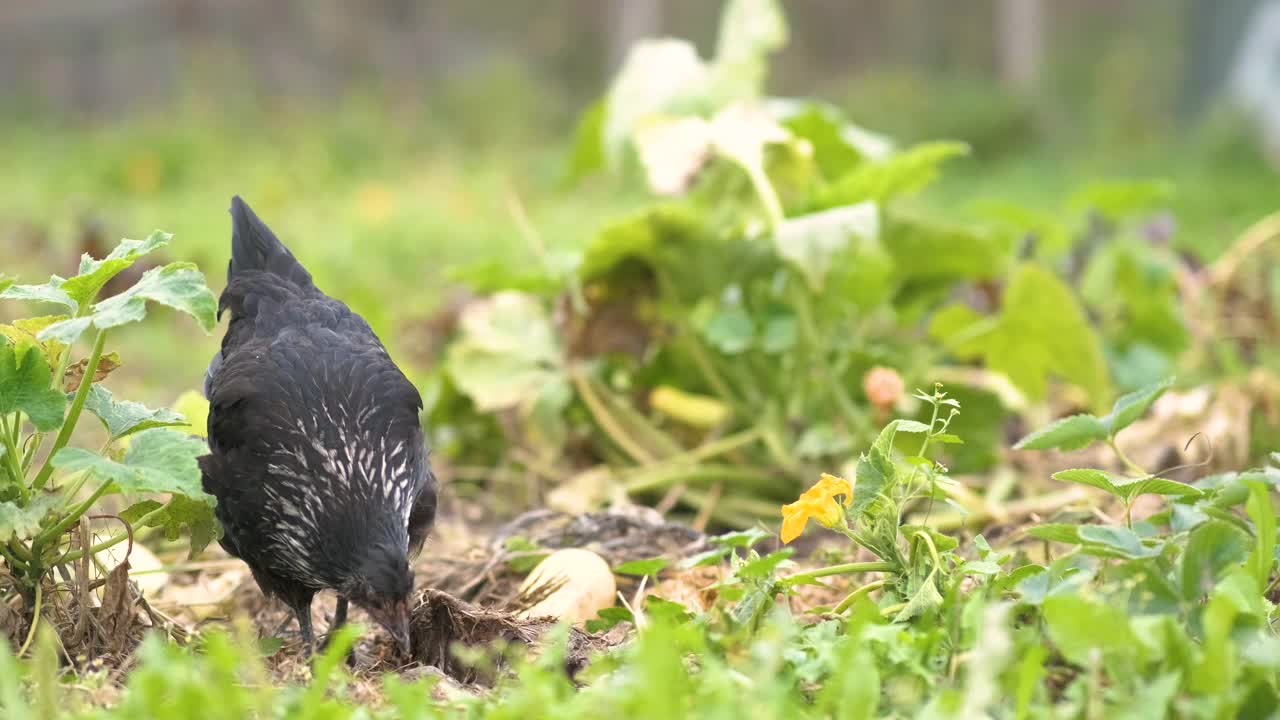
(780, 473), (853, 544)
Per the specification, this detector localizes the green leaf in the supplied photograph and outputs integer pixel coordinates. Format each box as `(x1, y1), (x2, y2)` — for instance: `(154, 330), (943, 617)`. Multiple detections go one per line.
(893, 420), (931, 434)
(1026, 524), (1082, 545)
(0, 496), (61, 543)
(1245, 480), (1276, 590)
(83, 384), (186, 439)
(930, 263), (1110, 409)
(1042, 594), (1136, 666)
(0, 278), (76, 313)
(760, 313), (797, 354)
(679, 546), (732, 569)
(565, 99), (606, 183)
(1068, 179), (1173, 221)
(59, 232), (171, 309)
(122, 495), (220, 558)
(1180, 520), (1251, 601)
(776, 102), (866, 179)
(737, 547), (794, 579)
(894, 568), (944, 622)
(585, 606), (635, 634)
(0, 344), (67, 431)
(1077, 525), (1159, 559)
(1052, 468), (1201, 501)
(1014, 414), (1108, 451)
(445, 292), (563, 412)
(40, 262), (217, 344)
(52, 428), (211, 501)
(170, 390), (209, 438)
(1102, 377), (1173, 436)
(0, 275), (11, 295)
(852, 447), (894, 518)
(614, 558), (670, 577)
(711, 527), (773, 548)
(702, 306), (755, 354)
(817, 141), (969, 207)
(772, 202), (878, 290)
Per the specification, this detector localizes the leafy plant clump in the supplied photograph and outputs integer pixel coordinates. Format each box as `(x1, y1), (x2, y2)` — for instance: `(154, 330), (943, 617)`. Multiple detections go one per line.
(429, 0), (1194, 525)
(0, 232), (219, 652)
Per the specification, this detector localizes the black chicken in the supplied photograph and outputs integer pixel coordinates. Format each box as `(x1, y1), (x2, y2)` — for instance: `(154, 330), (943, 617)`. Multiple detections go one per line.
(200, 196), (436, 654)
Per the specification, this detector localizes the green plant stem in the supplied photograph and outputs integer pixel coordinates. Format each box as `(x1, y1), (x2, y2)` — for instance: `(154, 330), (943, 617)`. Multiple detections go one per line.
(833, 580), (886, 614)
(0, 414), (27, 501)
(742, 162), (785, 230)
(31, 478), (110, 560)
(880, 601), (908, 618)
(0, 544), (29, 574)
(54, 524), (149, 566)
(8, 539), (32, 563)
(570, 367), (656, 465)
(783, 561), (894, 586)
(32, 330), (107, 493)
(21, 432), (45, 474)
(1106, 439), (1148, 477)
(17, 581), (42, 657)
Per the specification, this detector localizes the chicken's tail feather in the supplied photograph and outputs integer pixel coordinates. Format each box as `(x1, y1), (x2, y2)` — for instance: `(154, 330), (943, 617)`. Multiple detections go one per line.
(228, 196), (312, 287)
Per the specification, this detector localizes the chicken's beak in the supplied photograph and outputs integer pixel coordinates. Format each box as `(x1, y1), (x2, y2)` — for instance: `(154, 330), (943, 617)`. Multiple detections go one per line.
(369, 600), (412, 654)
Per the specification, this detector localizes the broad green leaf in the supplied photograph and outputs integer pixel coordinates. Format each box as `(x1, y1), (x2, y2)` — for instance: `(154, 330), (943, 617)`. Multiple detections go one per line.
(702, 306), (755, 354)
(1102, 376), (1173, 436)
(121, 495), (220, 558)
(445, 292), (563, 412)
(776, 102), (865, 179)
(931, 263), (1110, 409)
(1245, 480), (1276, 590)
(1180, 520), (1251, 600)
(1026, 524), (1083, 545)
(1042, 594), (1136, 666)
(871, 419), (906, 459)
(1111, 476), (1203, 500)
(52, 428), (211, 501)
(446, 344), (562, 412)
(736, 547), (794, 579)
(82, 384), (186, 439)
(772, 202), (878, 290)
(885, 213), (1003, 281)
(817, 141), (969, 207)
(0, 315), (69, 368)
(59, 231), (171, 309)
(1053, 468), (1201, 501)
(894, 567), (944, 622)
(1077, 525), (1159, 559)
(0, 344), (67, 431)
(613, 558), (670, 576)
(0, 275), (11, 295)
(40, 262), (217, 344)
(1014, 414), (1108, 451)
(894, 420), (931, 434)
(0, 496), (61, 543)
(0, 277), (76, 312)
(852, 447), (894, 518)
